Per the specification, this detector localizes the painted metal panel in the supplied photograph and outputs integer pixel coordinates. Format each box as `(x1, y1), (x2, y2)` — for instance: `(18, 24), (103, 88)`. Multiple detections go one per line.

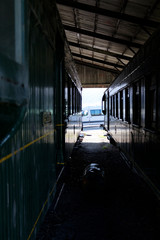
(0, 3), (58, 240)
(0, 1), (82, 239)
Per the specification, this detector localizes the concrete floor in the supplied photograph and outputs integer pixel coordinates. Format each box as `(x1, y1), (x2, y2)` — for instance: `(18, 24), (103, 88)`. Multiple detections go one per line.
(36, 125), (159, 240)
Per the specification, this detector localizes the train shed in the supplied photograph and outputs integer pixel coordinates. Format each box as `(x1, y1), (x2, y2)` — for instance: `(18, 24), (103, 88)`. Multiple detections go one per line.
(1, 0), (160, 239)
(36, 1), (160, 238)
(56, 0), (160, 88)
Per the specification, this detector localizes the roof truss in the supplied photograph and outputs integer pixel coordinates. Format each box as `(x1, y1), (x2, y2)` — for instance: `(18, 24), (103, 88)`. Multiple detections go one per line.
(64, 25), (142, 48)
(57, 0), (159, 28)
(56, 0), (160, 87)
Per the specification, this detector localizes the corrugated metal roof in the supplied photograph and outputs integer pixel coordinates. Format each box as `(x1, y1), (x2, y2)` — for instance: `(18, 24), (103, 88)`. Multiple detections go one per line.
(56, 0), (160, 88)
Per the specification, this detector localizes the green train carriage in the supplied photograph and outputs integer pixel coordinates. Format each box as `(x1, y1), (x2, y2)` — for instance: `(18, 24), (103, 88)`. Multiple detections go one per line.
(0, 0), (82, 239)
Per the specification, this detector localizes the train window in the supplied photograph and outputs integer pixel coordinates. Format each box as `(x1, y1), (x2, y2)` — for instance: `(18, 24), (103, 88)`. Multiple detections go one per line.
(76, 90), (79, 113)
(75, 88), (77, 113)
(149, 89), (156, 128)
(0, 0), (23, 63)
(79, 93), (82, 112)
(77, 91), (79, 113)
(146, 76), (157, 130)
(64, 78), (69, 118)
(76, 89), (81, 113)
(110, 97), (112, 116)
(125, 88), (130, 122)
(116, 94), (118, 118)
(77, 90), (81, 113)
(77, 91), (80, 113)
(113, 96), (115, 117)
(72, 84), (75, 114)
(133, 81), (141, 126)
(68, 79), (72, 115)
(120, 91), (123, 120)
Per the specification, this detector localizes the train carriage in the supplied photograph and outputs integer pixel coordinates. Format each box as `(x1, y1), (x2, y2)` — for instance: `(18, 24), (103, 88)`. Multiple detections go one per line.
(0, 0), (82, 239)
(102, 27), (160, 199)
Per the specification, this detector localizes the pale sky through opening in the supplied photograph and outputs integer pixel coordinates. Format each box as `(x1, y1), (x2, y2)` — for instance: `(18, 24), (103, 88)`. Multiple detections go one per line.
(82, 88), (106, 109)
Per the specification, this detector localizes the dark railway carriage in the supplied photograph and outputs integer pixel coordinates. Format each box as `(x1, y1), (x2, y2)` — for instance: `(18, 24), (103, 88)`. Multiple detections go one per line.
(64, 45), (82, 162)
(102, 27), (160, 200)
(0, 0), (82, 239)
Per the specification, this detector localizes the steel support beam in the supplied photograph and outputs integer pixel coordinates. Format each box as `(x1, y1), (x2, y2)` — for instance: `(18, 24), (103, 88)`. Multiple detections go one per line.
(64, 25), (142, 48)
(75, 60), (119, 74)
(56, 0), (160, 28)
(69, 41), (132, 61)
(72, 53), (124, 69)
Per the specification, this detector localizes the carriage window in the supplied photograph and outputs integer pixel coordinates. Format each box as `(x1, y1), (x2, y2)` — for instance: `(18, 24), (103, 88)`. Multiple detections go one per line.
(125, 88), (130, 122)
(120, 91), (123, 120)
(68, 80), (72, 115)
(79, 93), (82, 112)
(133, 81), (141, 125)
(146, 76), (157, 130)
(149, 89), (156, 128)
(77, 91), (80, 113)
(113, 96), (115, 117)
(116, 94), (118, 118)
(75, 88), (77, 113)
(76, 89), (81, 113)
(110, 97), (112, 116)
(0, 0), (23, 63)
(65, 79), (69, 118)
(72, 84), (75, 114)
